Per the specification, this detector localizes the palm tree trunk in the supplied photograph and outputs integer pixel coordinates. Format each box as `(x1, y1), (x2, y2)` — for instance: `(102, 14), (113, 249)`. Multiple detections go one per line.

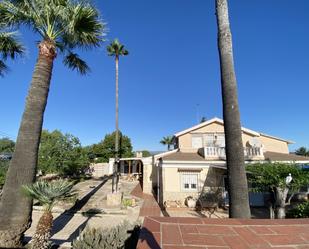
(216, 0), (251, 218)
(0, 40), (56, 248)
(29, 210), (53, 249)
(114, 56), (119, 192)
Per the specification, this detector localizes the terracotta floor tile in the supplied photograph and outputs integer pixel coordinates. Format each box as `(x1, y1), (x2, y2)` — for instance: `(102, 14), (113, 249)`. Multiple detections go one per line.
(162, 224), (182, 245)
(163, 246), (205, 249)
(223, 235), (250, 249)
(197, 225), (235, 235)
(263, 234), (306, 246)
(233, 227), (268, 246)
(249, 226), (275, 235)
(179, 224), (199, 234)
(182, 233), (226, 246)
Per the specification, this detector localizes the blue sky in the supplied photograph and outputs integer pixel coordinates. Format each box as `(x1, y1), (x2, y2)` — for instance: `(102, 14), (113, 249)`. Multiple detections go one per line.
(1, 0), (309, 151)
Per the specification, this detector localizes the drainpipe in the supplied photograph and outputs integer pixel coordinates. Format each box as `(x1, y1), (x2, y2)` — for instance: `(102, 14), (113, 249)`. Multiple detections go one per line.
(156, 159), (160, 203)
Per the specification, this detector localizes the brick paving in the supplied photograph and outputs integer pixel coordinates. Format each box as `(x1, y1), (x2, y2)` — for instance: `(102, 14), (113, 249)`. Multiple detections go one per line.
(131, 184), (162, 217)
(137, 216), (309, 249)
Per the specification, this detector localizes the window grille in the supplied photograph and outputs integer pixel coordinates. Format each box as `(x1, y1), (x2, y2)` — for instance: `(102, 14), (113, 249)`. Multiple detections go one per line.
(181, 173), (198, 191)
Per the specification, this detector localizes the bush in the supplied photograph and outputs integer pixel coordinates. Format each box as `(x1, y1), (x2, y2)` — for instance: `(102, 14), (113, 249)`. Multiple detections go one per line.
(0, 161), (9, 187)
(287, 201), (309, 218)
(72, 221), (140, 249)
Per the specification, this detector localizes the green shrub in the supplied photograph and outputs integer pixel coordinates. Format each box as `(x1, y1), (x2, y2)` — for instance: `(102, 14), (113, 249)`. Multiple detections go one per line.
(72, 221), (140, 249)
(287, 201), (309, 218)
(0, 161), (9, 187)
(122, 198), (133, 208)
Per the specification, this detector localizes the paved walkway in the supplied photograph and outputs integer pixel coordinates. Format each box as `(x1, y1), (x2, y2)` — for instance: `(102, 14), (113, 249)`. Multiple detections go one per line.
(137, 216), (309, 249)
(25, 178), (141, 248)
(131, 184), (162, 217)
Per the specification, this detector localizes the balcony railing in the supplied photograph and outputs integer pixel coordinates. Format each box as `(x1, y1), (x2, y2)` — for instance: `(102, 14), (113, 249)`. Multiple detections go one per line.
(203, 146), (264, 160)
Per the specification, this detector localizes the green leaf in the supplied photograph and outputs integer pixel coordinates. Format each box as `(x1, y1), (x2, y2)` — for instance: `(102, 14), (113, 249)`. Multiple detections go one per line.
(63, 52), (90, 75)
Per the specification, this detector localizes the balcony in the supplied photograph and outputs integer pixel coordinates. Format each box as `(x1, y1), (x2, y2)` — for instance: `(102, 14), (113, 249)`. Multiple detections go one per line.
(201, 146), (264, 160)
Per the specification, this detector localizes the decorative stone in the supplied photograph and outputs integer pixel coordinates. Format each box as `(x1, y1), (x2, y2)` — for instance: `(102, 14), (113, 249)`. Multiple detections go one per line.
(106, 192), (122, 207)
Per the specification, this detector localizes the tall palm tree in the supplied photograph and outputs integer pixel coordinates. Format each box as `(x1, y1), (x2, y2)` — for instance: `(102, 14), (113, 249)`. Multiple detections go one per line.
(0, 1), (105, 247)
(0, 30), (24, 76)
(215, 0), (251, 218)
(160, 136), (174, 151)
(107, 39), (128, 192)
(22, 180), (76, 249)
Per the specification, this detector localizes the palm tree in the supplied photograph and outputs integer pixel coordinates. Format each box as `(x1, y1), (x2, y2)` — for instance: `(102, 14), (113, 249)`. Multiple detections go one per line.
(22, 180), (76, 249)
(0, 30), (24, 76)
(215, 0), (251, 218)
(0, 1), (105, 247)
(107, 39), (128, 192)
(160, 136), (174, 151)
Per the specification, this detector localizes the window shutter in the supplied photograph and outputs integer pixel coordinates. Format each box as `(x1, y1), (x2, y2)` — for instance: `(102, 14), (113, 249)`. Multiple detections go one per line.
(192, 135), (203, 148)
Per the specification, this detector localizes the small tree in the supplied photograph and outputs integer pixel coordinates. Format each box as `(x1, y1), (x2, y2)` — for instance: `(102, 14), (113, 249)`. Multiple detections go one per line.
(141, 150), (151, 157)
(38, 130), (89, 176)
(247, 163), (309, 219)
(22, 180), (76, 249)
(200, 116), (207, 123)
(0, 137), (15, 153)
(91, 131), (134, 162)
(160, 136), (174, 151)
(295, 147), (309, 157)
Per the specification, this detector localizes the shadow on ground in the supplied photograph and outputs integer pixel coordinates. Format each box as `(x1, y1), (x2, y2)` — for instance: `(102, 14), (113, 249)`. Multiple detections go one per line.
(51, 176), (109, 236)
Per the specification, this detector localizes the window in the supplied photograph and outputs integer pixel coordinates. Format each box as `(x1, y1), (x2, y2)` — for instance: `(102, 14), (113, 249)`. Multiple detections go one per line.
(204, 134), (215, 146)
(204, 133), (225, 147)
(215, 134), (225, 147)
(181, 173), (198, 191)
(192, 135), (203, 148)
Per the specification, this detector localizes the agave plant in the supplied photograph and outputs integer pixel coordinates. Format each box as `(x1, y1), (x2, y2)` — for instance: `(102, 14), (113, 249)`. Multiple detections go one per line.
(22, 180), (76, 249)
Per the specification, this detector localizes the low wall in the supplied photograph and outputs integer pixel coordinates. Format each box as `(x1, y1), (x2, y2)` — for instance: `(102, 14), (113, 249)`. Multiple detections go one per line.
(89, 163), (110, 178)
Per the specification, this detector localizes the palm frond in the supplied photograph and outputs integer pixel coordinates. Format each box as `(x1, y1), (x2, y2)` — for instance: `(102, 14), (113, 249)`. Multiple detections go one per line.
(62, 2), (105, 49)
(0, 31), (25, 59)
(0, 1), (33, 28)
(63, 52), (90, 75)
(0, 60), (9, 77)
(22, 179), (76, 209)
(106, 38), (129, 57)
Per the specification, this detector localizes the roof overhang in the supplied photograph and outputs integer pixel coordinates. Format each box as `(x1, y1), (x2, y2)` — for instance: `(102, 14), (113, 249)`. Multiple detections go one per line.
(174, 117), (259, 137)
(173, 117), (293, 144)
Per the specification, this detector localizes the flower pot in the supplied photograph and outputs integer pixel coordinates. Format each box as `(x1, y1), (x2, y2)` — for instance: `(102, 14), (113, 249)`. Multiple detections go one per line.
(186, 198), (196, 208)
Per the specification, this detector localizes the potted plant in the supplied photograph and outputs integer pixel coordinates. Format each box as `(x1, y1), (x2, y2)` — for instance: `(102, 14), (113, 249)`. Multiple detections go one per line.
(185, 196), (197, 208)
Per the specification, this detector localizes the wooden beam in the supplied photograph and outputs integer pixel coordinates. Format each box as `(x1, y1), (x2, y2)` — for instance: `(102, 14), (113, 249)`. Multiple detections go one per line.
(128, 160), (131, 175)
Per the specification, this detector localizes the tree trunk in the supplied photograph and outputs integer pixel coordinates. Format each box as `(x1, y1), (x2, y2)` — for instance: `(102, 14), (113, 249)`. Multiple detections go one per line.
(216, 0), (251, 218)
(114, 56), (119, 192)
(29, 211), (53, 249)
(275, 187), (288, 219)
(0, 40), (56, 248)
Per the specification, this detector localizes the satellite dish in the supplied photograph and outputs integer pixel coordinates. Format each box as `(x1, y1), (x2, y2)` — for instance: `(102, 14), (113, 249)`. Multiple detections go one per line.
(248, 137), (262, 147)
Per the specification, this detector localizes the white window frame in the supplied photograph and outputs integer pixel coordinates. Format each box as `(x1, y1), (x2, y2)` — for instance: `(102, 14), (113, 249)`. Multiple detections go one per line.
(181, 173), (199, 192)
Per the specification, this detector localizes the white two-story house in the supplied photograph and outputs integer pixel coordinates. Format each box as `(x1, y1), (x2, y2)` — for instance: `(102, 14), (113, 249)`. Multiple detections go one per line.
(149, 117), (309, 206)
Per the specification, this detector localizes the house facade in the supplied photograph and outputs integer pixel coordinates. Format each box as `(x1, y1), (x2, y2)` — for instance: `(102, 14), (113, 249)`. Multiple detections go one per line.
(142, 118), (309, 207)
